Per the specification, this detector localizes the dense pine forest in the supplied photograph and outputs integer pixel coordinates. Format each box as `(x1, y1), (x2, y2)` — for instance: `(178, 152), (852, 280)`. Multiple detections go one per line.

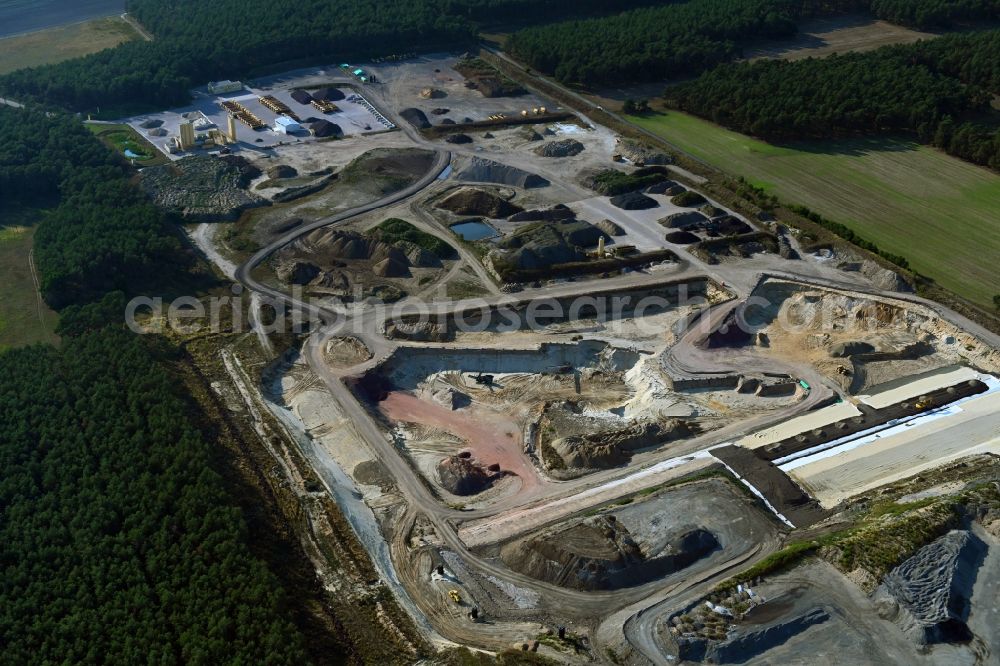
(507, 0), (1000, 86)
(506, 0), (802, 85)
(667, 31), (1000, 170)
(871, 0), (1000, 28)
(0, 329), (309, 664)
(0, 106), (316, 662)
(0, 109), (185, 306)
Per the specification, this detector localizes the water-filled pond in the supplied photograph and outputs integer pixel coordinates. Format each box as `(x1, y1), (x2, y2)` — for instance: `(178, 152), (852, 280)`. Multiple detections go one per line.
(450, 220), (497, 241)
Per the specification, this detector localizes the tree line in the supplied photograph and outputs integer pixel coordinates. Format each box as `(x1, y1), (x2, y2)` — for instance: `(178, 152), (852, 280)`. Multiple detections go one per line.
(666, 30), (1000, 170)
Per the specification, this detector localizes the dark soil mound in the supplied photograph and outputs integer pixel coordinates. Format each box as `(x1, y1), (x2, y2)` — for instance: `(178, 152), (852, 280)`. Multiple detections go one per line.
(267, 164), (298, 179)
(707, 215), (752, 236)
(666, 230), (700, 244)
(501, 516), (719, 591)
(552, 420), (691, 468)
(508, 204), (575, 222)
(672, 191), (706, 207)
(440, 118), (456, 125)
(438, 455), (502, 495)
(312, 87), (345, 101)
(277, 260), (320, 285)
(310, 120), (342, 138)
(645, 180), (678, 194)
(445, 133), (473, 144)
(400, 107), (430, 130)
(610, 192), (658, 210)
(437, 187), (523, 218)
(535, 139), (585, 158)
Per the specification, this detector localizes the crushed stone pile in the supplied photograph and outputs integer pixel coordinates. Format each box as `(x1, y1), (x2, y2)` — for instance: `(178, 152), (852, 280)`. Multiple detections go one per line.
(610, 191), (658, 210)
(660, 211), (708, 229)
(875, 529), (986, 645)
(457, 157), (549, 188)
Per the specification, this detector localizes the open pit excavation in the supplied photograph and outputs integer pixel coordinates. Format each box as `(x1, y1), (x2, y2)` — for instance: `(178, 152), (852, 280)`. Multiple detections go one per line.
(169, 52), (1000, 664)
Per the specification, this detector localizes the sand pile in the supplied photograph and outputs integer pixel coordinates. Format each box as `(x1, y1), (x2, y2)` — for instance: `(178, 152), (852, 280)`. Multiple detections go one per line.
(420, 87), (445, 99)
(618, 139), (673, 165)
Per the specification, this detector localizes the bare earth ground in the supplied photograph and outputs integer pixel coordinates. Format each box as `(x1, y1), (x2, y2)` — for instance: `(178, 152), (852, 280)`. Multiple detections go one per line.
(745, 15), (935, 61)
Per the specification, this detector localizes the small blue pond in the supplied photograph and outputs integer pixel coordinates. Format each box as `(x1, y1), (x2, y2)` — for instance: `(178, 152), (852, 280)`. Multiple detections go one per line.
(124, 148), (142, 158)
(451, 220), (497, 241)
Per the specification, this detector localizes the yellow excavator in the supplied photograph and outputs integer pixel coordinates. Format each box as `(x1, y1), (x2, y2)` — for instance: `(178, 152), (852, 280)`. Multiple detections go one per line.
(448, 589), (461, 604)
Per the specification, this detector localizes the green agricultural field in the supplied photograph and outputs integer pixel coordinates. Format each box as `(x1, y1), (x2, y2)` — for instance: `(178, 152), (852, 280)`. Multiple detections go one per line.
(0, 208), (59, 350)
(86, 122), (171, 166)
(630, 111), (1000, 309)
(0, 17), (139, 75)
